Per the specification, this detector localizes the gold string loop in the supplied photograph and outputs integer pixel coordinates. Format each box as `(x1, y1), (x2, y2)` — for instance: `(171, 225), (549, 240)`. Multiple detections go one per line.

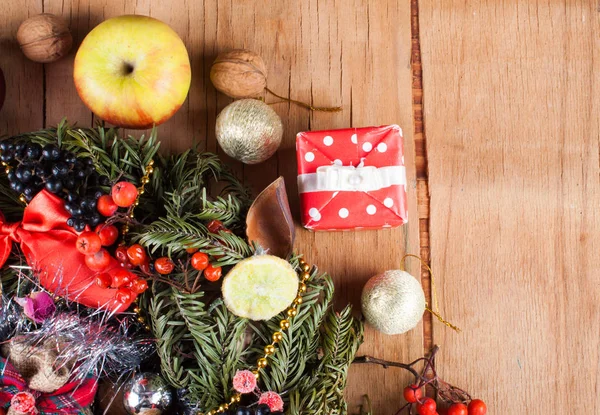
(400, 254), (461, 333)
(265, 87), (342, 112)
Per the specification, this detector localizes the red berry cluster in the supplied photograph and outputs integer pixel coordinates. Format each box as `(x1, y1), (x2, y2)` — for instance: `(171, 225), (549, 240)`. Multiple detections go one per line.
(185, 249), (222, 282)
(355, 346), (487, 415)
(76, 180), (227, 305)
(403, 384), (487, 415)
(96, 181), (138, 216)
(76, 229), (149, 304)
(75, 181), (148, 304)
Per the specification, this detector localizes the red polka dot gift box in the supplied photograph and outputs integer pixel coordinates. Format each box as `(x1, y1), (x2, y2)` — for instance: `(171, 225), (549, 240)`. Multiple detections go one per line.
(296, 124), (408, 231)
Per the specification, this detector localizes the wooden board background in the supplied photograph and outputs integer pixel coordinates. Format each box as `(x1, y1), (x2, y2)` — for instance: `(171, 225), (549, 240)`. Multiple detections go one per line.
(0, 0), (597, 414)
(419, 0), (600, 413)
(0, 1), (420, 414)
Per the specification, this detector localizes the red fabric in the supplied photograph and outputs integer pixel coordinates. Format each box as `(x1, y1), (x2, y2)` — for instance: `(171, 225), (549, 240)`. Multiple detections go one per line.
(0, 356), (97, 414)
(0, 190), (135, 313)
(296, 125), (408, 231)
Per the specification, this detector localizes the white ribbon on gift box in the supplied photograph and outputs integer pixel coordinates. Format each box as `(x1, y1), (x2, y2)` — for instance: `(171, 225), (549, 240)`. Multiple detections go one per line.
(298, 163), (406, 193)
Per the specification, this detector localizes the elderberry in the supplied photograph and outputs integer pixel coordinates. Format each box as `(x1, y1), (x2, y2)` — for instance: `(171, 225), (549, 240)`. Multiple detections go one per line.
(42, 144), (61, 161)
(255, 404), (271, 415)
(15, 166), (32, 183)
(45, 178), (63, 194)
(25, 143), (42, 159)
(0, 138), (112, 231)
(51, 162), (69, 177)
(235, 407), (253, 415)
(73, 219), (86, 232)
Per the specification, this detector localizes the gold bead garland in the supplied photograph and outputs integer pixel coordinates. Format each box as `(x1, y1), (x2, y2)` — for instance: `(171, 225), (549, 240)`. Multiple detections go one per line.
(133, 298), (151, 331)
(121, 160), (154, 238)
(198, 257), (311, 415)
(123, 161), (154, 331)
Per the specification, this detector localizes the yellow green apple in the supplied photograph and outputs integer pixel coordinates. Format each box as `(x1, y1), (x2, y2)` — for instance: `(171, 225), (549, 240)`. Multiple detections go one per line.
(74, 15), (191, 129)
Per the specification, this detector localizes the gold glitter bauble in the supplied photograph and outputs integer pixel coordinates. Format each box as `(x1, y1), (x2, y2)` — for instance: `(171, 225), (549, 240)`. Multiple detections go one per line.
(215, 99), (283, 165)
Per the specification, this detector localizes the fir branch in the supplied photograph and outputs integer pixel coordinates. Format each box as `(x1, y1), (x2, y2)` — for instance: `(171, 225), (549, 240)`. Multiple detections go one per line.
(148, 284), (196, 389)
(288, 306), (364, 415)
(135, 214), (252, 266)
(250, 266), (336, 394)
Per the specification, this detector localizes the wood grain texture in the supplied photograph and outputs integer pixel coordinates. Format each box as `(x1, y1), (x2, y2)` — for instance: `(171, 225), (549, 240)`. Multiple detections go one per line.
(0, 1), (420, 414)
(420, 1), (600, 413)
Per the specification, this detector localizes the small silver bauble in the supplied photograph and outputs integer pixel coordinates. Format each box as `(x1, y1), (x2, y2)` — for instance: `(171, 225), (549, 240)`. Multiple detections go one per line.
(123, 372), (173, 415)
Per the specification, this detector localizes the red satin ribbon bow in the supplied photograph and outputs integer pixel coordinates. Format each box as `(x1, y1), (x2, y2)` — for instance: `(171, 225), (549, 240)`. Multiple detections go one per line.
(0, 190), (135, 313)
(0, 356), (97, 414)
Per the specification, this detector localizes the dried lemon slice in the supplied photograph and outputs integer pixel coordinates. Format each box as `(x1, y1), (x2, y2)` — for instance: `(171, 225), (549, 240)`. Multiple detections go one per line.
(222, 255), (298, 320)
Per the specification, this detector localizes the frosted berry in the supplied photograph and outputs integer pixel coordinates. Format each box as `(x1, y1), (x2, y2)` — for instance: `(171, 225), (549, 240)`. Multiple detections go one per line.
(258, 391), (284, 412)
(232, 370), (257, 394)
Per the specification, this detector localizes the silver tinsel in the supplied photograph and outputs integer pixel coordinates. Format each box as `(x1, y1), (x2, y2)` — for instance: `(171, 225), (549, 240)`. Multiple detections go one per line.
(123, 372), (173, 415)
(215, 99), (283, 164)
(13, 311), (154, 382)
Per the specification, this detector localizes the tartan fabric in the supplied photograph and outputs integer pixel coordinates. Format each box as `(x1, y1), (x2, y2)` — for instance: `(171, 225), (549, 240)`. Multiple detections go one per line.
(0, 357), (97, 414)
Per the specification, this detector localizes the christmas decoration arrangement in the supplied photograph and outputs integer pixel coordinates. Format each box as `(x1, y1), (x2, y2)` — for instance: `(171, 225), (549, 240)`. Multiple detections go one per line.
(0, 122), (363, 415)
(0, 11), (488, 415)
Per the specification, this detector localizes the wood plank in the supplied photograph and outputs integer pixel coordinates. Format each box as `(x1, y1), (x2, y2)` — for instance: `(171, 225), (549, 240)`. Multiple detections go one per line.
(0, 1), (44, 133)
(419, 1), (600, 413)
(276, 1), (421, 414)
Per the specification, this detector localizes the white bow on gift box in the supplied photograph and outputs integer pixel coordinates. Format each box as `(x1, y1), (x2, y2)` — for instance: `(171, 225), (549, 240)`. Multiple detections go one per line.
(298, 160), (406, 193)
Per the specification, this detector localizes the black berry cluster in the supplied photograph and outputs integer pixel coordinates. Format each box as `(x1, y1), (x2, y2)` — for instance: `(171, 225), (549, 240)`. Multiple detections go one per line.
(0, 140), (110, 231)
(224, 405), (280, 415)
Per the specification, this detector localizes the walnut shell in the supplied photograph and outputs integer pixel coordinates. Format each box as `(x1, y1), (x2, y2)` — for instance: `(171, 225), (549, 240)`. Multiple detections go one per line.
(17, 14), (73, 63)
(210, 49), (267, 99)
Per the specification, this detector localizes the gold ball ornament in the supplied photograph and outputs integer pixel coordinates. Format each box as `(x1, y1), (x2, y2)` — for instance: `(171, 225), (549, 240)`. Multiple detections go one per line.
(215, 99), (283, 165)
(361, 270), (426, 335)
(210, 49), (267, 99)
(17, 14), (73, 63)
